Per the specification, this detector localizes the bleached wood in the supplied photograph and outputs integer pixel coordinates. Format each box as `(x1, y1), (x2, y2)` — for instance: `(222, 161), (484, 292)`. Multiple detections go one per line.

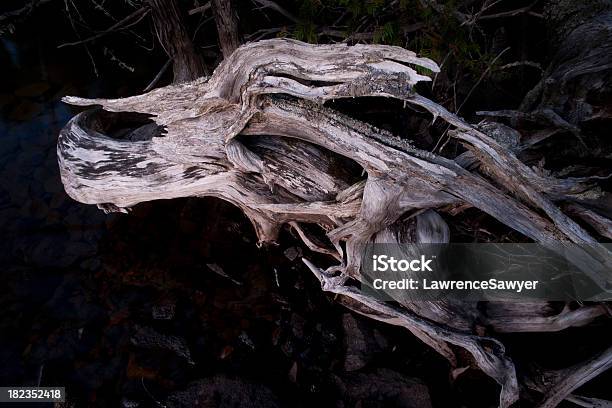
(57, 38), (612, 408)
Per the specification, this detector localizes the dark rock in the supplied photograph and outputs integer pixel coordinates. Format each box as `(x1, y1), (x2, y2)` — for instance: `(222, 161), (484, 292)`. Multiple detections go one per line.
(121, 398), (140, 408)
(283, 246), (302, 261)
(70, 356), (123, 390)
(290, 313), (306, 339)
(338, 368), (432, 408)
(165, 376), (281, 408)
(79, 257), (101, 272)
(152, 300), (176, 320)
(342, 313), (388, 371)
(130, 326), (194, 365)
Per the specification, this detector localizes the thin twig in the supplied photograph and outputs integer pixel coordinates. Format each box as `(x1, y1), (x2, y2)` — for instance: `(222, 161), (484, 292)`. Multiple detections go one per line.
(188, 2), (211, 16)
(462, 0), (505, 26)
(63, 0), (98, 77)
(252, 0), (298, 23)
(103, 47), (134, 72)
(246, 27), (284, 42)
(0, 0), (55, 25)
(58, 6), (149, 48)
(456, 46), (510, 114)
(84, 44), (99, 77)
(565, 394), (612, 408)
(141, 377), (167, 408)
(143, 58), (172, 92)
(478, 1), (542, 21)
(498, 60), (543, 72)
(432, 50), (452, 90)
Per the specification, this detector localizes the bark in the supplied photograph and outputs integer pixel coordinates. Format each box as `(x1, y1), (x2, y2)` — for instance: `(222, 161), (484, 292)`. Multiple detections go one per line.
(56, 37), (611, 407)
(211, 0), (242, 58)
(148, 0), (205, 83)
(525, 2), (612, 123)
(483, 0), (612, 146)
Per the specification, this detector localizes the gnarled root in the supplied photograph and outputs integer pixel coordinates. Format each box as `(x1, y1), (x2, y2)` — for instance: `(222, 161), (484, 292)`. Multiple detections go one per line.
(57, 39), (611, 407)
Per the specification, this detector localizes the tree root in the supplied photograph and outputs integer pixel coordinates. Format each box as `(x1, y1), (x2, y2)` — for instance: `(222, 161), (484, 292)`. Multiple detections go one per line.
(57, 39), (612, 407)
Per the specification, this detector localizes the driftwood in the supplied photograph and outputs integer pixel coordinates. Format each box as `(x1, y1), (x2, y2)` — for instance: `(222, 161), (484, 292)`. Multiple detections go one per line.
(57, 39), (611, 407)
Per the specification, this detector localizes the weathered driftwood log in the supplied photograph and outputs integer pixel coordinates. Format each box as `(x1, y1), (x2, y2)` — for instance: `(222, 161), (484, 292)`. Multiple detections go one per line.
(57, 39), (611, 407)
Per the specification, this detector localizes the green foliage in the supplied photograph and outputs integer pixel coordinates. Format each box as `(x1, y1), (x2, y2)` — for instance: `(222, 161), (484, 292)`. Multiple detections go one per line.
(338, 0), (386, 16)
(373, 22), (398, 44)
(294, 21), (318, 43)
